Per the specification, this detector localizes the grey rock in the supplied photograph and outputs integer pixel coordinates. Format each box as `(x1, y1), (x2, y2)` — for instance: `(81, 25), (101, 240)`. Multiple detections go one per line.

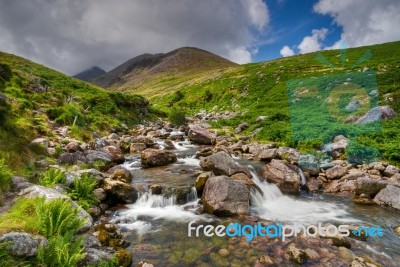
(58, 151), (86, 165)
(258, 148), (278, 161)
(374, 185), (400, 210)
(356, 106), (396, 124)
(200, 151), (249, 176)
(262, 159), (301, 193)
(355, 177), (388, 196)
(383, 165), (399, 177)
(0, 232), (47, 257)
(202, 176), (249, 216)
(234, 122), (249, 134)
(326, 166), (348, 180)
(298, 154), (320, 175)
(188, 124), (216, 145)
(345, 100), (361, 111)
(141, 148), (177, 167)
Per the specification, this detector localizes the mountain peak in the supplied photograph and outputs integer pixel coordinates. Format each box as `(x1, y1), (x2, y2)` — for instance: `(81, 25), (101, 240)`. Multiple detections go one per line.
(91, 47), (237, 89)
(73, 66), (106, 82)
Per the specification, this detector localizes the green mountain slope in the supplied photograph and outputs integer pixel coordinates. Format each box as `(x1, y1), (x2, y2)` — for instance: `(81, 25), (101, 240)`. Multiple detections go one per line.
(92, 47), (237, 97)
(0, 52), (152, 171)
(150, 41), (400, 164)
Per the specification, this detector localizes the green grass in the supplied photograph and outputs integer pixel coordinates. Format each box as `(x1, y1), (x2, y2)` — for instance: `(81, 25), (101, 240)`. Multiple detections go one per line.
(0, 51), (154, 172)
(39, 168), (66, 188)
(149, 41), (400, 165)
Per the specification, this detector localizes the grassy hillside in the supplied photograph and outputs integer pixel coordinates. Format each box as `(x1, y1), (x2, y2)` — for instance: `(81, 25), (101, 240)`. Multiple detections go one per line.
(150, 41), (400, 164)
(0, 52), (152, 171)
(93, 47), (237, 97)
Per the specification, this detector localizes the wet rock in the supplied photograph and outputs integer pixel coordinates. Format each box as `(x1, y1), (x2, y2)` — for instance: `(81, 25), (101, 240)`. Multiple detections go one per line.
(130, 143), (147, 153)
(195, 147), (213, 158)
(356, 106), (396, 124)
(234, 122), (249, 134)
(163, 186), (193, 204)
(337, 247), (355, 262)
(103, 178), (137, 204)
(137, 261), (154, 267)
(350, 256), (381, 267)
(132, 136), (155, 147)
(326, 234), (351, 248)
(354, 177), (388, 196)
(195, 172), (214, 195)
(326, 166), (348, 180)
(163, 140), (175, 150)
(304, 178), (322, 192)
(230, 173), (255, 188)
(261, 159), (301, 193)
(200, 151), (249, 176)
(188, 124), (216, 145)
(202, 176), (249, 216)
(0, 232), (47, 257)
(58, 151), (86, 164)
(298, 154), (320, 175)
(141, 148), (177, 167)
(286, 243), (308, 264)
(258, 255), (274, 265)
(102, 146), (124, 163)
(374, 185), (400, 210)
(150, 184), (163, 195)
(107, 166), (133, 183)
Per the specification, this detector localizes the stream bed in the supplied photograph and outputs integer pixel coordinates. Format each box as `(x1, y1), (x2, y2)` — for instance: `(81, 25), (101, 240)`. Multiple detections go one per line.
(109, 138), (400, 266)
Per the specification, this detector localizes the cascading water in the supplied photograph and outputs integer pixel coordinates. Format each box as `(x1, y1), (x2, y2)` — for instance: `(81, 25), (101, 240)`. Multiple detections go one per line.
(249, 166), (358, 223)
(111, 187), (211, 234)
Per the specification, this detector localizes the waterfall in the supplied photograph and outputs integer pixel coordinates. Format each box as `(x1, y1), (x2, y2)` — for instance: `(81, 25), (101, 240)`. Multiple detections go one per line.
(298, 169), (307, 185)
(248, 166), (356, 223)
(134, 191), (176, 208)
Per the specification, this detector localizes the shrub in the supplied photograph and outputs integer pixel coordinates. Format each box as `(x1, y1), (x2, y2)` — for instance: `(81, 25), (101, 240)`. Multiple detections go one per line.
(168, 108), (187, 126)
(68, 174), (99, 210)
(39, 168), (66, 187)
(36, 198), (86, 238)
(0, 158), (12, 192)
(37, 230), (85, 267)
(172, 90), (184, 103)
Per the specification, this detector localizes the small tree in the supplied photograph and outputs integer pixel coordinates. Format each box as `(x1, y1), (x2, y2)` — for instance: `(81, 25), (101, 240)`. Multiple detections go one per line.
(168, 108), (187, 126)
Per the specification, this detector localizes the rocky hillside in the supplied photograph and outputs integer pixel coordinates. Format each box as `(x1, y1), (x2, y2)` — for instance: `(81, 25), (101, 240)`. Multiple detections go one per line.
(0, 52), (153, 171)
(91, 47), (237, 96)
(73, 66), (106, 82)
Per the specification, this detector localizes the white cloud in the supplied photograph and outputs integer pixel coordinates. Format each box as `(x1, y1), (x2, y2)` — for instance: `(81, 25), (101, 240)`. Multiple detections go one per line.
(280, 45), (294, 57)
(298, 28), (328, 54)
(314, 0), (400, 47)
(0, 0), (269, 74)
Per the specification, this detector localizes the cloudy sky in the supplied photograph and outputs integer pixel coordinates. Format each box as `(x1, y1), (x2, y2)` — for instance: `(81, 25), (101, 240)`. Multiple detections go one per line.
(0, 0), (399, 75)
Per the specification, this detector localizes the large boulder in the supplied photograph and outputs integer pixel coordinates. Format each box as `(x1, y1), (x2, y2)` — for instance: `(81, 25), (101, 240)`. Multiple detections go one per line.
(188, 125), (216, 145)
(261, 159), (301, 193)
(58, 151), (87, 165)
(326, 166), (348, 180)
(0, 232), (47, 257)
(86, 150), (113, 165)
(195, 172), (214, 195)
(356, 106), (396, 124)
(200, 151), (249, 176)
(103, 178), (137, 204)
(18, 185), (93, 232)
(374, 185), (400, 210)
(354, 177), (388, 196)
(276, 147), (300, 163)
(202, 176), (249, 216)
(102, 146), (124, 163)
(298, 154), (320, 175)
(141, 149), (177, 167)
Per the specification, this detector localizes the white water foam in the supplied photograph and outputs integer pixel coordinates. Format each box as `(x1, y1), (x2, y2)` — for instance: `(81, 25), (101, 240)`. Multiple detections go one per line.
(249, 167), (358, 224)
(176, 156), (200, 166)
(112, 188), (212, 234)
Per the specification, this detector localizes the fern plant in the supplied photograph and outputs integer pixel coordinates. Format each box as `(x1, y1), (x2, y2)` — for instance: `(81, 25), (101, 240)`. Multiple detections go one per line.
(37, 230), (86, 267)
(68, 173), (99, 210)
(0, 158), (12, 192)
(39, 168), (66, 188)
(36, 198), (86, 238)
